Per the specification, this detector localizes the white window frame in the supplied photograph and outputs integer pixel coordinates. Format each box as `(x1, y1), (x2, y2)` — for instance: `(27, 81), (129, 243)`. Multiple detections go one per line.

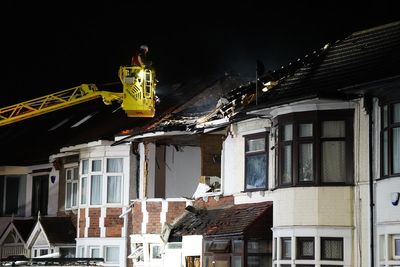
(106, 158), (123, 204)
(65, 165), (78, 210)
(80, 158), (125, 207)
(393, 235), (400, 260)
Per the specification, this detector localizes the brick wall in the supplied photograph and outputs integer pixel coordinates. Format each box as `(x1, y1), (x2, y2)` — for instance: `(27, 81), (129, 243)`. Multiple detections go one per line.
(166, 201), (187, 224)
(105, 208), (124, 237)
(132, 203), (143, 234)
(146, 202), (162, 234)
(131, 200), (187, 235)
(194, 195), (234, 209)
(79, 208), (86, 238)
(88, 208), (101, 237)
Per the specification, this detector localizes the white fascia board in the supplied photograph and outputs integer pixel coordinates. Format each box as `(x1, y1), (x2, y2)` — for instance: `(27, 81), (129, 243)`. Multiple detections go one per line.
(60, 140), (114, 152)
(247, 98), (356, 118)
(49, 151), (79, 162)
(124, 131), (191, 142)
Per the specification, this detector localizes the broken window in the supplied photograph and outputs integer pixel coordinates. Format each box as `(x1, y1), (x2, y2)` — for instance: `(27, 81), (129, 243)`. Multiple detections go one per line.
(245, 133), (268, 190)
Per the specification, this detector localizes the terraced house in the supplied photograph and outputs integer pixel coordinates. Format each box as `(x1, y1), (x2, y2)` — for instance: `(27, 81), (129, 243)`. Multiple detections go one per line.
(0, 20), (399, 267)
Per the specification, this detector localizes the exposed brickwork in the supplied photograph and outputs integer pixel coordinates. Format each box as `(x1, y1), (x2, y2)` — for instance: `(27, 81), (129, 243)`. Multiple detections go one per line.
(78, 208), (86, 238)
(105, 208), (124, 237)
(146, 202), (162, 234)
(132, 203), (143, 234)
(194, 195), (234, 209)
(88, 208), (101, 237)
(166, 202), (187, 224)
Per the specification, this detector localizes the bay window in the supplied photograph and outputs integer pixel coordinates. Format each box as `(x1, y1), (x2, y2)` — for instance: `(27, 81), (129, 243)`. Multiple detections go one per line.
(277, 110), (353, 187)
(80, 158), (124, 206)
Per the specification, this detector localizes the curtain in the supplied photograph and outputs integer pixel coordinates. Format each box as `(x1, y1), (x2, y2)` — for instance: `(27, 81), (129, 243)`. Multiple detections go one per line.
(322, 121), (345, 138)
(322, 141), (345, 182)
(282, 145), (292, 183)
(107, 176), (121, 203)
(107, 158), (123, 172)
(299, 143), (313, 181)
(92, 160), (102, 172)
(90, 175), (102, 205)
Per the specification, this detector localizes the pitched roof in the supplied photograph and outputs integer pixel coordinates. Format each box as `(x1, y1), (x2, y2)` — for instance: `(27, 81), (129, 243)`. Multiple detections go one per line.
(0, 218), (36, 244)
(39, 217), (76, 245)
(208, 20), (400, 121)
(12, 219), (36, 242)
(169, 201), (272, 241)
(260, 20), (400, 106)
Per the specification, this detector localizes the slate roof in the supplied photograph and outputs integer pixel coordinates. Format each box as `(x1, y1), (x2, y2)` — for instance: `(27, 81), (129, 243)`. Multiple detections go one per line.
(213, 20), (400, 119)
(39, 217), (76, 245)
(12, 219), (36, 242)
(0, 218), (36, 243)
(169, 201), (272, 241)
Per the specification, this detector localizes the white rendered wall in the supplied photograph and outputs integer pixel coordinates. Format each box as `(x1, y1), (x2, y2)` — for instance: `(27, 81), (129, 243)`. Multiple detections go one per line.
(182, 235), (203, 261)
(222, 118), (270, 195)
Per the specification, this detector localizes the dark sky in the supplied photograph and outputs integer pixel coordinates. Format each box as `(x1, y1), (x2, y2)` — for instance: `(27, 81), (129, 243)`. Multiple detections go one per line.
(2, 1), (399, 106)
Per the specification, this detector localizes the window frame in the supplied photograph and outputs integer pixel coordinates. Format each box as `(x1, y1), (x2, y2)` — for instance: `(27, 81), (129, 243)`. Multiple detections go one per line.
(276, 110), (354, 188)
(381, 101), (400, 178)
(80, 158), (124, 207)
(65, 165), (78, 210)
(244, 132), (269, 191)
(320, 237), (344, 261)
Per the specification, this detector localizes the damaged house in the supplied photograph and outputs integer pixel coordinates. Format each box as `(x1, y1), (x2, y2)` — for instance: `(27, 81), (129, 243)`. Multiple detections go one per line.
(0, 20), (399, 267)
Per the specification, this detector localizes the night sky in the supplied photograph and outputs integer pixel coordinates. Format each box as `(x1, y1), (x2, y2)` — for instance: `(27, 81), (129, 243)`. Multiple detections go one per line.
(2, 1), (399, 106)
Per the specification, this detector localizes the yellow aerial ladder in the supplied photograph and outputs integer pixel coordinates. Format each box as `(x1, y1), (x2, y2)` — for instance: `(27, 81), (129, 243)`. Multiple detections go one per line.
(0, 66), (157, 126)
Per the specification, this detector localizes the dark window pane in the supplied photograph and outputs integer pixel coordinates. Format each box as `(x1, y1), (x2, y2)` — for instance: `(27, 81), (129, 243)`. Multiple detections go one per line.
(246, 154), (267, 189)
(5, 178), (19, 215)
(383, 105), (388, 127)
(321, 238), (343, 260)
(383, 130), (388, 175)
(247, 255), (269, 267)
(393, 103), (400, 123)
(298, 238), (314, 259)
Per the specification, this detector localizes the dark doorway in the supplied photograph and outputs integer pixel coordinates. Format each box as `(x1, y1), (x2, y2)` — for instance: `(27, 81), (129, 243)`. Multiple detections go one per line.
(32, 175), (48, 216)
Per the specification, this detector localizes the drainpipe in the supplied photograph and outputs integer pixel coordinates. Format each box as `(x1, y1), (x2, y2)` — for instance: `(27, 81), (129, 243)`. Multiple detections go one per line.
(364, 95), (374, 267)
